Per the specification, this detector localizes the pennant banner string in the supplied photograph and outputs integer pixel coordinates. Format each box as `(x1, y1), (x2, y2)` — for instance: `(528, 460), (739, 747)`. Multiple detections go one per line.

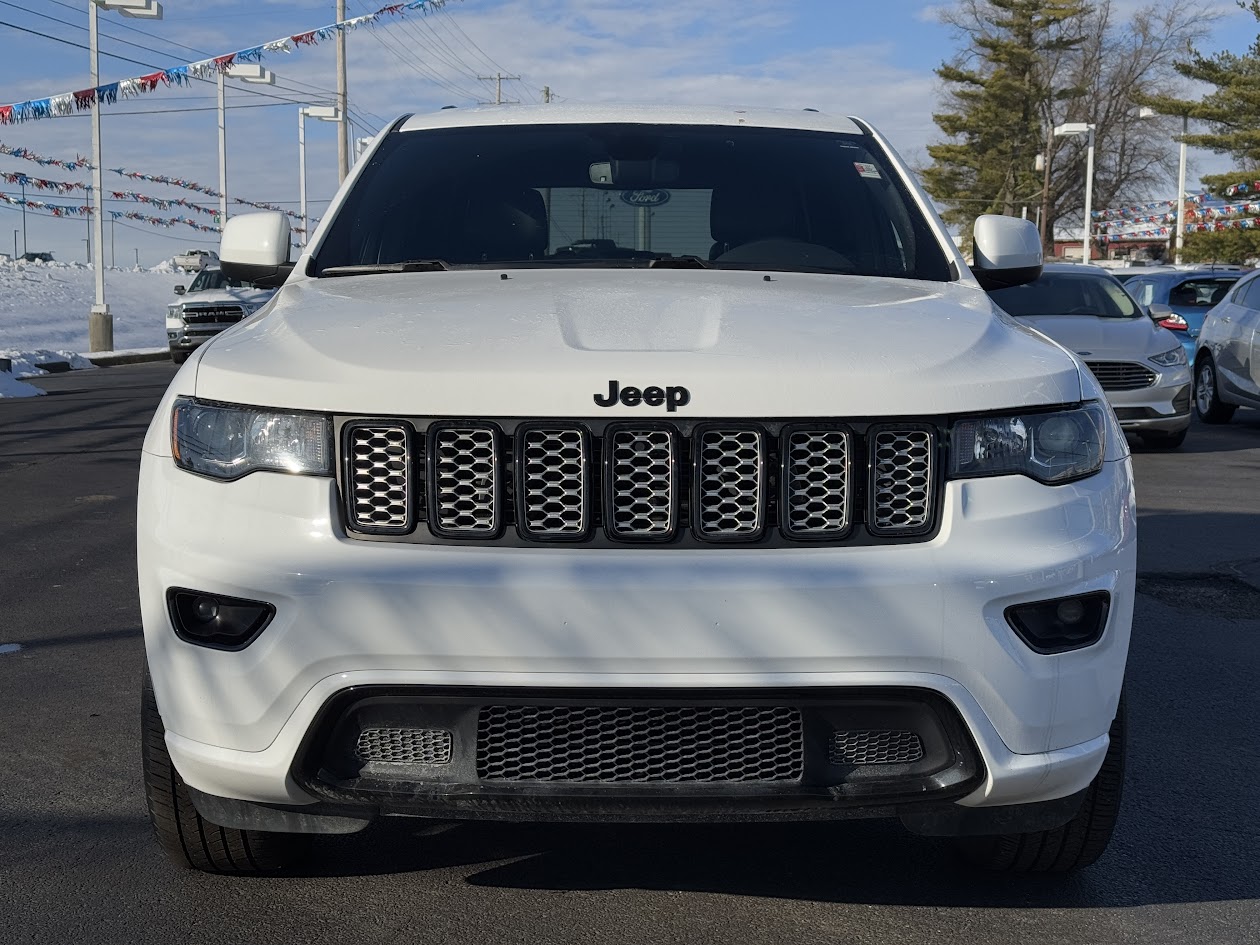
(0, 2), (454, 125)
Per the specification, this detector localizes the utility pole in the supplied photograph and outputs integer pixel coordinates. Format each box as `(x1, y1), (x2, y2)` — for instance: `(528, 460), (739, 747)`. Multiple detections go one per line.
(336, 0), (349, 182)
(19, 179), (27, 253)
(134, 247), (139, 268)
(479, 73), (521, 105)
(110, 217), (116, 268)
(1038, 120), (1053, 252)
(88, 1), (111, 351)
(542, 85), (552, 104)
(1174, 114), (1189, 265)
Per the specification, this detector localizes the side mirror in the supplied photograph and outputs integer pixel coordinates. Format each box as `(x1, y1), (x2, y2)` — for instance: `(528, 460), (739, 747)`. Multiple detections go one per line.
(971, 214), (1043, 291)
(173, 285), (185, 295)
(219, 212), (294, 289)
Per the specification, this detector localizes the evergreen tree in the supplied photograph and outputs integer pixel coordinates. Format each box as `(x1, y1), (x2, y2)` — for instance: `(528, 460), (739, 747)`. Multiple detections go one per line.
(923, 0), (1088, 242)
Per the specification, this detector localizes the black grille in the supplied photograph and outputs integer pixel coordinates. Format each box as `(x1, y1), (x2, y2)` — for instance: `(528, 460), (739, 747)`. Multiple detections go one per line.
(357, 728), (452, 765)
(180, 305), (247, 325)
(340, 419), (941, 546)
(829, 730), (924, 765)
(477, 704), (804, 782)
(1086, 361), (1157, 391)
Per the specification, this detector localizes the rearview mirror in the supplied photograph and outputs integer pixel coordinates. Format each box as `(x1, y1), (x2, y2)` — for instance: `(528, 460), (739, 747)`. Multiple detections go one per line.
(173, 285), (185, 295)
(220, 212), (294, 289)
(971, 214), (1043, 291)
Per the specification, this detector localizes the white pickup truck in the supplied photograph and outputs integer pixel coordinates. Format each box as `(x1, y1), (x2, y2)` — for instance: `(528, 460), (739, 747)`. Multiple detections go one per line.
(172, 248), (218, 272)
(137, 105), (1134, 877)
(165, 266), (275, 363)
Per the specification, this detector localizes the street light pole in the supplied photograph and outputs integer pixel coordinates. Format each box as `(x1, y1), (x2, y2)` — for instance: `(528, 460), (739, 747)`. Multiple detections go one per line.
(297, 105), (341, 248)
(1054, 122), (1097, 262)
(88, 1), (110, 351)
(217, 69), (227, 225)
(1175, 115), (1189, 265)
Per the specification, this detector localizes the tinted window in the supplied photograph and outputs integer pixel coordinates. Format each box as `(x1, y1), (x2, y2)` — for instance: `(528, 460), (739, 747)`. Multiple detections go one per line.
(1238, 276), (1260, 309)
(314, 124), (952, 281)
(1166, 278), (1238, 307)
(188, 269), (244, 292)
(988, 270), (1140, 318)
(1129, 280), (1154, 306)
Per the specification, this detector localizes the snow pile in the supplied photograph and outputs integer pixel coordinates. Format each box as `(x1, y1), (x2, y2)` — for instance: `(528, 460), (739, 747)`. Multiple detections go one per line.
(0, 367), (44, 398)
(1, 348), (97, 377)
(0, 258), (183, 352)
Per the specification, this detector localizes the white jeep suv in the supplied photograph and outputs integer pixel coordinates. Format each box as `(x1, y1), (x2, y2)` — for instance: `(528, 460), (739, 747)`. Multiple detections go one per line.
(138, 105), (1134, 875)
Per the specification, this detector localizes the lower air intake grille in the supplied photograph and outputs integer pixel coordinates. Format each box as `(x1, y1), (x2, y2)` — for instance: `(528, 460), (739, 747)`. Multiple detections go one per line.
(356, 728), (452, 765)
(477, 704), (805, 782)
(829, 730), (924, 765)
(1086, 361), (1157, 391)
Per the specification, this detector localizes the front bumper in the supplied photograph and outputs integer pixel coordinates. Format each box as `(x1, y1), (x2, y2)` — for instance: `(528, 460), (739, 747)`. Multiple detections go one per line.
(1106, 365), (1192, 434)
(139, 450), (1135, 818)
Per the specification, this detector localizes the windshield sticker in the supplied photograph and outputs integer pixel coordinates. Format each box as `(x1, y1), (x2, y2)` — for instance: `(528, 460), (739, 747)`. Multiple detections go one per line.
(854, 162), (882, 180)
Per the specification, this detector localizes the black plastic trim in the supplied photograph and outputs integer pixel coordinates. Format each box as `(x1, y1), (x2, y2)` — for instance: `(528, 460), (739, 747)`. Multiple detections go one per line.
(165, 587), (275, 652)
(1004, 590), (1112, 655)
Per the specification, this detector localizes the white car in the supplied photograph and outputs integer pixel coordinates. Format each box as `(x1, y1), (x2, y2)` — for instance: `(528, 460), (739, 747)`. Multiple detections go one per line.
(166, 267), (275, 363)
(172, 248), (219, 272)
(138, 105), (1135, 876)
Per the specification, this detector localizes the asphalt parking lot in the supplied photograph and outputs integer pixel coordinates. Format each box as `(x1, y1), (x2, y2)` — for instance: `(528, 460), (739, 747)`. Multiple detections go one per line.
(1, 361), (1258, 945)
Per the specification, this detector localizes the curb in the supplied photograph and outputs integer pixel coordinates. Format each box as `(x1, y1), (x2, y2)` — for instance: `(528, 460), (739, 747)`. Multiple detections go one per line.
(86, 350), (170, 367)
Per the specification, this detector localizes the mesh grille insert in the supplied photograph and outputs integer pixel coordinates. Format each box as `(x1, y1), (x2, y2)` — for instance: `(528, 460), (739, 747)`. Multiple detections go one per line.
(609, 429), (676, 539)
(346, 424), (411, 531)
(829, 730), (924, 765)
(1085, 361), (1157, 391)
(520, 427), (587, 537)
(696, 429), (764, 538)
(433, 425), (499, 534)
(477, 704), (804, 782)
(357, 728), (452, 765)
(870, 429), (934, 534)
(784, 430), (850, 536)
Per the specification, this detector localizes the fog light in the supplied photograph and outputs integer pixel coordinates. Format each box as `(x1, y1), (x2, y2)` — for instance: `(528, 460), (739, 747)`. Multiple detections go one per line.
(1005, 592), (1110, 654)
(167, 588), (275, 651)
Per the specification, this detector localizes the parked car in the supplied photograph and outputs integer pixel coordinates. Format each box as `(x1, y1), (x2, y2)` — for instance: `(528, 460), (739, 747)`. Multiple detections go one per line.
(173, 248), (219, 272)
(166, 266), (274, 363)
(1121, 268), (1244, 362)
(988, 263), (1192, 448)
(20, 251), (55, 263)
(137, 105), (1134, 876)
(1193, 268), (1260, 423)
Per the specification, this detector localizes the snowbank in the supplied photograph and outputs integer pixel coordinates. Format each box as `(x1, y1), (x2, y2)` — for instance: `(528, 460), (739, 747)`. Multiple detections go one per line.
(0, 368), (43, 398)
(1, 349), (97, 377)
(0, 258), (183, 353)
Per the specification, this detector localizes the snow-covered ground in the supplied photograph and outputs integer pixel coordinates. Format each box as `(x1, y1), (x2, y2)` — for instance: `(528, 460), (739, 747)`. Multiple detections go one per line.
(0, 258), (182, 397)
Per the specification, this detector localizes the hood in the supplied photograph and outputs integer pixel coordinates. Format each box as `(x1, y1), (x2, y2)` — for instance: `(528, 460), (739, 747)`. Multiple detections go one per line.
(1014, 313), (1179, 361)
(195, 269), (1082, 417)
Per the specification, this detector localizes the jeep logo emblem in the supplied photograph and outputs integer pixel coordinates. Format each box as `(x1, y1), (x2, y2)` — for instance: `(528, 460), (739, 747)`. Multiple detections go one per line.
(594, 380), (691, 412)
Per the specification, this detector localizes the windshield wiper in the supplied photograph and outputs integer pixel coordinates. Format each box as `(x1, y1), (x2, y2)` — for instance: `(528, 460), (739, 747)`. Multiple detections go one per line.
(649, 255), (713, 269)
(320, 259), (450, 277)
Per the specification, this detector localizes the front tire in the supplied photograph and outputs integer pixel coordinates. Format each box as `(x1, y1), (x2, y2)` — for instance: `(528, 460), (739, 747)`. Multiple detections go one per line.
(954, 693), (1125, 873)
(1195, 357), (1236, 424)
(169, 348), (190, 365)
(141, 671), (307, 874)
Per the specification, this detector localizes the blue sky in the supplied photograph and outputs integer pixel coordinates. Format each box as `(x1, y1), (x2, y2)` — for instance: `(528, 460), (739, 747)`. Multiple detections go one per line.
(0, 0), (1252, 266)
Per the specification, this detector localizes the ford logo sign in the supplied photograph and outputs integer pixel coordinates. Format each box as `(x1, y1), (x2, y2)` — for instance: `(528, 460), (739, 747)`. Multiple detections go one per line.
(620, 189), (671, 208)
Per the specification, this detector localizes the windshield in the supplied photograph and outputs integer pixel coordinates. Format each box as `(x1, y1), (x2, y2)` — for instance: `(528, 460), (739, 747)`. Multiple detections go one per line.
(188, 268), (245, 292)
(313, 123), (952, 280)
(988, 270), (1140, 319)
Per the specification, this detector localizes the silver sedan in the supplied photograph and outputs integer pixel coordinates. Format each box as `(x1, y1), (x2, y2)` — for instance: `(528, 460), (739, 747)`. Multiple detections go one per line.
(1194, 270), (1260, 424)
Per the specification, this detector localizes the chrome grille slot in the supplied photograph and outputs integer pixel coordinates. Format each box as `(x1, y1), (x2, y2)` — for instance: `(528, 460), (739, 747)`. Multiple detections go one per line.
(357, 728), (452, 765)
(870, 429), (935, 535)
(432, 425), (500, 535)
(608, 428), (676, 540)
(345, 424), (412, 532)
(180, 304), (247, 324)
(695, 428), (764, 539)
(783, 429), (850, 537)
(477, 704), (804, 782)
(829, 730), (924, 765)
(519, 427), (588, 538)
(1085, 360), (1157, 391)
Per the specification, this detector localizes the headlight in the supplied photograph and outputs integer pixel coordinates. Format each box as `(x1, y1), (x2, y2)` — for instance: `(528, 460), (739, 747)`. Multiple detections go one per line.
(950, 402), (1107, 485)
(1148, 346), (1187, 367)
(171, 398), (331, 480)
(166, 304), (183, 327)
